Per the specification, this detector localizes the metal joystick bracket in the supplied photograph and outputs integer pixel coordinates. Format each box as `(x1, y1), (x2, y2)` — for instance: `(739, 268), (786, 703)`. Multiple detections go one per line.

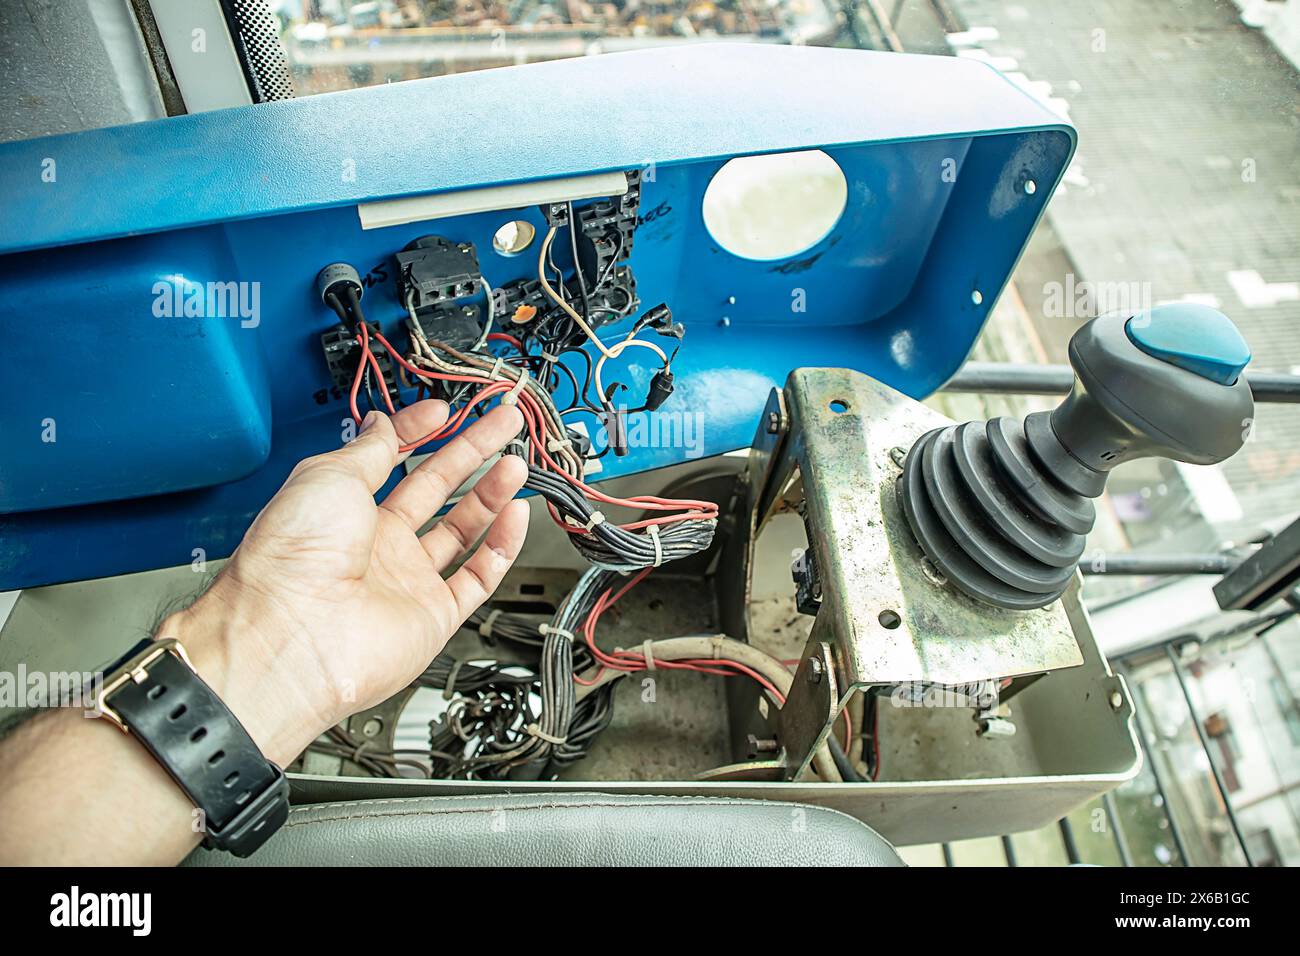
(899, 304), (1255, 610)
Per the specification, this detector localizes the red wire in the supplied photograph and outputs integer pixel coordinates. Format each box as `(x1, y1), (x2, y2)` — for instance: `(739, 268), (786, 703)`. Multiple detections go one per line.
(574, 570), (788, 703)
(486, 331), (526, 354)
(353, 327), (718, 532)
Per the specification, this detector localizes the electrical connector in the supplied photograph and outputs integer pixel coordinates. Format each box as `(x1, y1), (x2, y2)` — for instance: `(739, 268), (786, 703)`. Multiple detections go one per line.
(395, 236), (480, 311)
(411, 302), (484, 352)
(316, 262), (363, 309)
(644, 368), (675, 411)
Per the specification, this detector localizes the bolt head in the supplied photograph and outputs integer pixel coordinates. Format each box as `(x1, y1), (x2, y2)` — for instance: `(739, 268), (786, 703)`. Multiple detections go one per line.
(920, 557), (948, 588)
(807, 657), (825, 684)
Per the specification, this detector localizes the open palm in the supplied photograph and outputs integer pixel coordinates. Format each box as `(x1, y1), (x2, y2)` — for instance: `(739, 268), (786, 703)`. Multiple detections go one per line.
(191, 400), (529, 749)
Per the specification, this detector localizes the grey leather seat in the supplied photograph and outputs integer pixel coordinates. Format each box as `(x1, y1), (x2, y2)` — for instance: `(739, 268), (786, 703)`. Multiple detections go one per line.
(185, 792), (904, 867)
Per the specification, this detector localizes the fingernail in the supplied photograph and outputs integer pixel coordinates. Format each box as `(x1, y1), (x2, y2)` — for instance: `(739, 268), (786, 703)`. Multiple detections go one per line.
(360, 411), (380, 433)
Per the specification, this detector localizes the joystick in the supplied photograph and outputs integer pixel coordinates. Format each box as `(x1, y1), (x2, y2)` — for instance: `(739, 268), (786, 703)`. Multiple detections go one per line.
(898, 304), (1254, 609)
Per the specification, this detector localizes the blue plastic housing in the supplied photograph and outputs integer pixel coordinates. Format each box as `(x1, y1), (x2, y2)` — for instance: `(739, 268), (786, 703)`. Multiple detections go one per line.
(0, 43), (1073, 588)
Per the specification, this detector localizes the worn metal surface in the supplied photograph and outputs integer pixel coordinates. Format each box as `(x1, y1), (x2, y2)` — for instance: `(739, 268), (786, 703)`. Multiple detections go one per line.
(779, 641), (838, 781)
(776, 369), (1083, 688)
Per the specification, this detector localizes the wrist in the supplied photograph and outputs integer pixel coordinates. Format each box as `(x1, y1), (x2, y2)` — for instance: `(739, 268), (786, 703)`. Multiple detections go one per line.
(159, 584), (336, 767)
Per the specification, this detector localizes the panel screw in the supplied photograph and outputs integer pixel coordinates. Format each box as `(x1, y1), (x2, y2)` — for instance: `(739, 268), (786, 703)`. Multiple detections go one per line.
(921, 557), (948, 587)
(1109, 690), (1124, 711)
(807, 658), (824, 685)
(1023, 179), (1037, 195)
(971, 290), (983, 306)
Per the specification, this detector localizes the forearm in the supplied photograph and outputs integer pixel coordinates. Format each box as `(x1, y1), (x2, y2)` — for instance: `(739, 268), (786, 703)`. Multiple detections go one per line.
(0, 404), (525, 865)
(0, 588), (333, 866)
(0, 700), (202, 865)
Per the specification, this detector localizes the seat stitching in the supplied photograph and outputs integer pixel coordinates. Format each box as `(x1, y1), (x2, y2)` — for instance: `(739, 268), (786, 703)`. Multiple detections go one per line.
(287, 794), (882, 834)
(282, 800), (873, 832)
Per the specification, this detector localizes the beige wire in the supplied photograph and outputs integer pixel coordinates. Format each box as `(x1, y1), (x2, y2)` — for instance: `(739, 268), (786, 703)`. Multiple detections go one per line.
(403, 318), (585, 478)
(536, 224), (671, 402)
(572, 633), (842, 782)
(538, 225), (616, 359)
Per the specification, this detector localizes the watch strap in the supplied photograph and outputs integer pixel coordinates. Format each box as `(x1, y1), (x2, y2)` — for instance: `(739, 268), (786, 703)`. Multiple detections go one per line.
(102, 641), (289, 857)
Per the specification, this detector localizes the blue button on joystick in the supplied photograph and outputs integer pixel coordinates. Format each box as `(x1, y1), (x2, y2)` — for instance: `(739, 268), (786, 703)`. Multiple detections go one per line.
(1125, 303), (1251, 386)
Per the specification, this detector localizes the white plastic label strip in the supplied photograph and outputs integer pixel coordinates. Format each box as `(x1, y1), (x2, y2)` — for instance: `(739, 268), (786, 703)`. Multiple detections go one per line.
(358, 171), (629, 231)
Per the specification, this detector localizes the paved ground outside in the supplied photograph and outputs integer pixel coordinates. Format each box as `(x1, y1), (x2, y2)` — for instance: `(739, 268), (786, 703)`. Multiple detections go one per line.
(945, 0), (1300, 557)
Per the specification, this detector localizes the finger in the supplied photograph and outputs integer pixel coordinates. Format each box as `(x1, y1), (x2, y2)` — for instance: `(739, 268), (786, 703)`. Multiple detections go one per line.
(379, 403), (524, 531)
(308, 410), (399, 493)
(389, 399), (451, 465)
(305, 399), (449, 494)
(421, 455), (528, 571)
(444, 498), (530, 623)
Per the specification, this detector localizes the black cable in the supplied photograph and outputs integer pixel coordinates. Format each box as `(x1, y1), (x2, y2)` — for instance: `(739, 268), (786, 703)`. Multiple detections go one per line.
(556, 346), (604, 413)
(567, 201), (593, 329)
(827, 736), (864, 782)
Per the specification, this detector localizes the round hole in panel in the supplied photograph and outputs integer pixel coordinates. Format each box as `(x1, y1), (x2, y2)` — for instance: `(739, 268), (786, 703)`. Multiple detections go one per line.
(493, 220), (536, 256)
(701, 149), (848, 261)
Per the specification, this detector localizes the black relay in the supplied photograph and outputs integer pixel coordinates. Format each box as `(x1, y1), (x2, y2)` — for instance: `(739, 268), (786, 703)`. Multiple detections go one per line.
(395, 235), (481, 310)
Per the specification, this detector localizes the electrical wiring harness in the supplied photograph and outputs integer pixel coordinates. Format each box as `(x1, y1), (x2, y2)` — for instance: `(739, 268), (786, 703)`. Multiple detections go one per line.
(310, 191), (742, 780)
(319, 243), (716, 574)
(307, 565), (865, 782)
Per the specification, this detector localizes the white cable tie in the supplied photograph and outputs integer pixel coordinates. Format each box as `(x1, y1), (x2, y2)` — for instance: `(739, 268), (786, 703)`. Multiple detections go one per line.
(443, 659), (466, 700)
(546, 437), (573, 452)
(489, 357), (505, 379)
(537, 623), (575, 642)
(501, 371), (529, 406)
(646, 524), (663, 567)
(583, 510), (605, 532)
(478, 608), (504, 640)
(540, 350), (560, 362)
(525, 723), (568, 745)
(711, 635), (725, 660)
(642, 639), (657, 672)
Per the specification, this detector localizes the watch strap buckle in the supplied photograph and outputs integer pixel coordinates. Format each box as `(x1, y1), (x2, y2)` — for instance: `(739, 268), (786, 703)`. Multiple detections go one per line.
(94, 638), (195, 733)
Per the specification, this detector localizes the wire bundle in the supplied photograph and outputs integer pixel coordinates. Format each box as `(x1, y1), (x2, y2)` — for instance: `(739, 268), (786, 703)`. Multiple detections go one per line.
(415, 568), (619, 779)
(307, 567), (855, 782)
(524, 466), (716, 572)
(312, 199), (739, 778)
(324, 230), (717, 572)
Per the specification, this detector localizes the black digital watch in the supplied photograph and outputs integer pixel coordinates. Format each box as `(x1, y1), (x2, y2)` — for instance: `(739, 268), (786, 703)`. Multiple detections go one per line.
(94, 638), (290, 858)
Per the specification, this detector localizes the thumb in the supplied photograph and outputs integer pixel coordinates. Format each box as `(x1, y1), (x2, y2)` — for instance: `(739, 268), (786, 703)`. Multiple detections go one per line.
(329, 411), (401, 493)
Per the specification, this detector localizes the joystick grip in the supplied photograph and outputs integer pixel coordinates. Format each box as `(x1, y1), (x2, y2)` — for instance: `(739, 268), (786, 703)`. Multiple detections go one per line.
(897, 305), (1254, 610)
(1050, 304), (1253, 473)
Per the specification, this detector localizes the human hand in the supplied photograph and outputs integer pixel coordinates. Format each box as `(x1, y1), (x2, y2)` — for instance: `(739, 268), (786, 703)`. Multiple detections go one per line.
(162, 399), (530, 765)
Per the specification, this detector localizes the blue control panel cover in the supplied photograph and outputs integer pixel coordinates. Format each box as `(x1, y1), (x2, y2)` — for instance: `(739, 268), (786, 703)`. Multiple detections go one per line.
(0, 43), (1075, 588)
(1126, 304), (1251, 386)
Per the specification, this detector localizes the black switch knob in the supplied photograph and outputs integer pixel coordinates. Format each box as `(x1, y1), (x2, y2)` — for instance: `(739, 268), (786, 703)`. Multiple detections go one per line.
(898, 306), (1255, 610)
